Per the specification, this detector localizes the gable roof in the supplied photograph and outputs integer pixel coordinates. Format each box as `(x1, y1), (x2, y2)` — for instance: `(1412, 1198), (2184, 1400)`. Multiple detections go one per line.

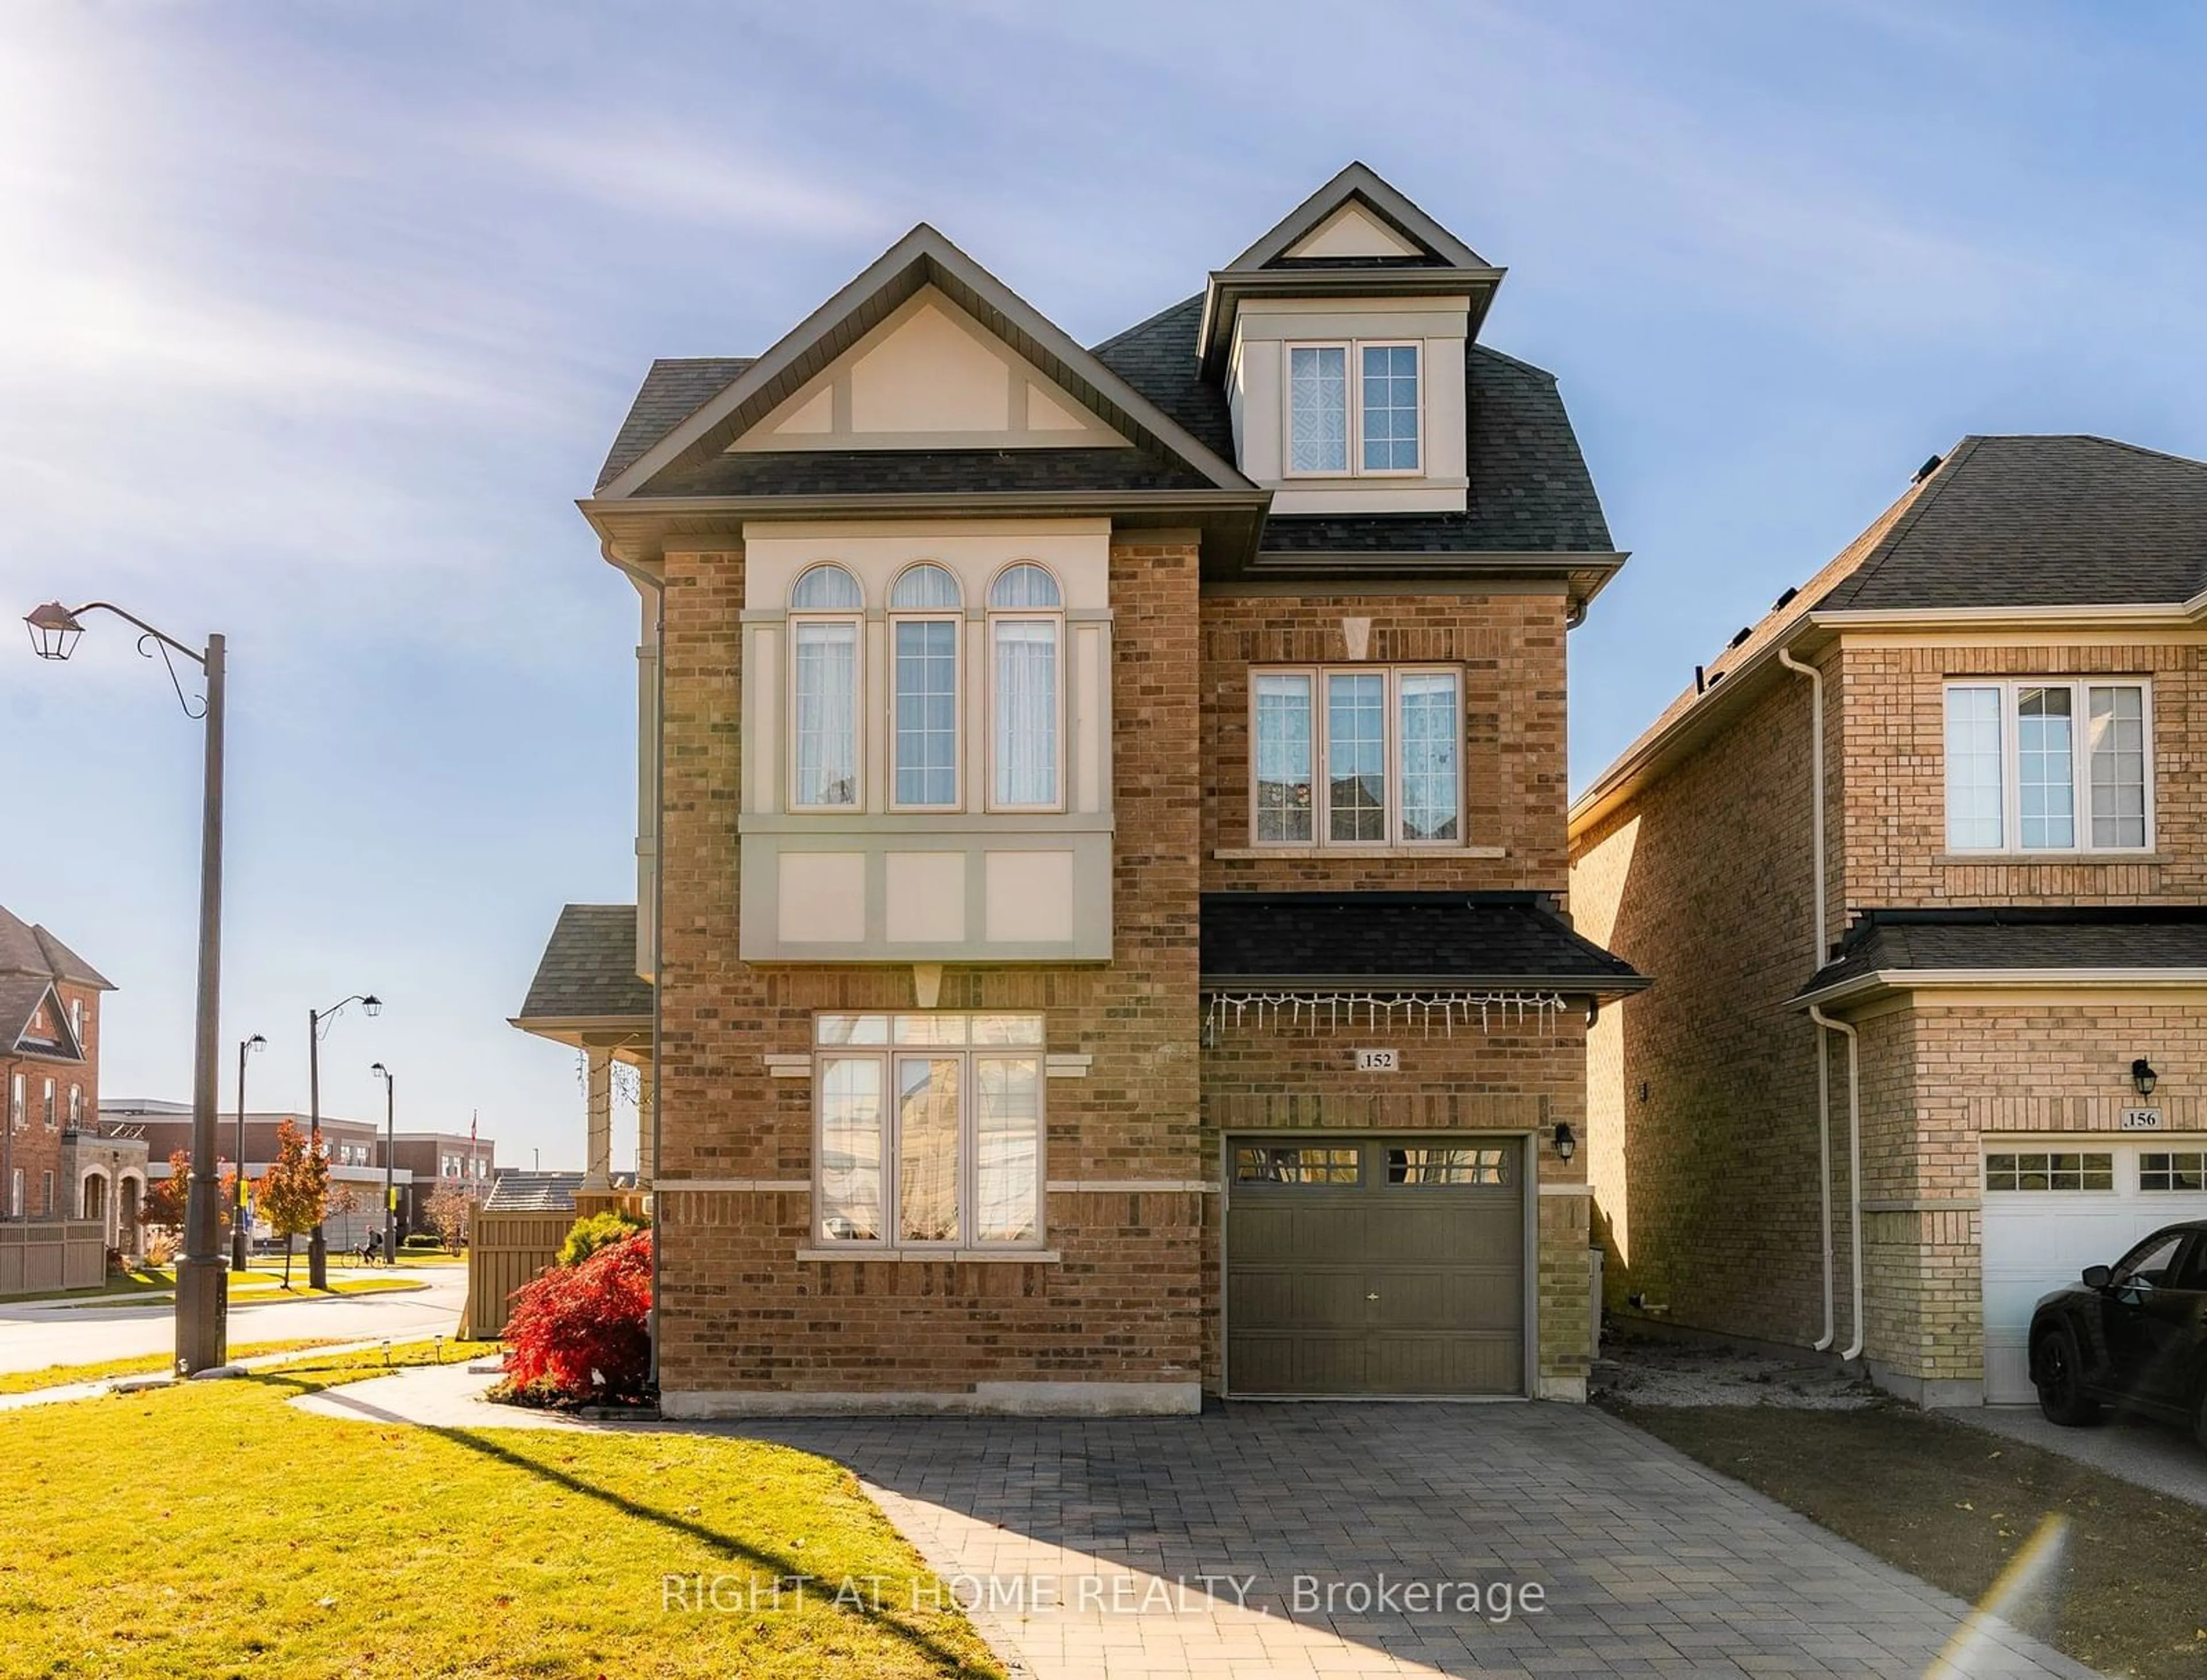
(1817, 435), (2207, 613)
(1571, 433), (2207, 840)
(597, 357), (753, 493)
(513, 904), (652, 1025)
(0, 905), (113, 991)
(0, 975), (83, 1061)
(1224, 162), (1492, 273)
(594, 224), (1250, 502)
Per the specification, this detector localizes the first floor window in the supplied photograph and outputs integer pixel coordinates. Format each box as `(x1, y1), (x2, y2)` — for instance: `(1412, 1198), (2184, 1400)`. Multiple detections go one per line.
(1252, 666), (1462, 846)
(1984, 1151), (2113, 1191)
(6, 1168), (18, 1217)
(2140, 1152), (2206, 1193)
(41, 1172), (52, 1215)
(1945, 679), (2151, 852)
(814, 1013), (1044, 1248)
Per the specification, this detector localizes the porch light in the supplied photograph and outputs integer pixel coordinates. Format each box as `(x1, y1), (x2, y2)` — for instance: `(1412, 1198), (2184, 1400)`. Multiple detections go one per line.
(1552, 1122), (1577, 1162)
(24, 602), (86, 661)
(2131, 1058), (2158, 1100)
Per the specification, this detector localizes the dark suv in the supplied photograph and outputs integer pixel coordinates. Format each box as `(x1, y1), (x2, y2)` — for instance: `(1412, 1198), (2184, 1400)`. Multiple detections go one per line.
(2029, 1219), (2207, 1450)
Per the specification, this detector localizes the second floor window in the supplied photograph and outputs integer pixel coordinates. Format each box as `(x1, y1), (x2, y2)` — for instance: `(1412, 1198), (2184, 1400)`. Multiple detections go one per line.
(1252, 666), (1463, 846)
(891, 564), (962, 809)
(8, 1074), (21, 1131)
(989, 564), (1062, 810)
(1288, 342), (1421, 476)
(790, 563), (863, 809)
(42, 1079), (55, 1128)
(67, 1086), (80, 1125)
(1945, 679), (2151, 852)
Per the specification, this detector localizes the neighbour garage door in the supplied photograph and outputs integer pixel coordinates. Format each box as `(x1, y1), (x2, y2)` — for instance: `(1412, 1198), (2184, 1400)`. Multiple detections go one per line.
(1981, 1140), (2207, 1403)
(1225, 1136), (1525, 1396)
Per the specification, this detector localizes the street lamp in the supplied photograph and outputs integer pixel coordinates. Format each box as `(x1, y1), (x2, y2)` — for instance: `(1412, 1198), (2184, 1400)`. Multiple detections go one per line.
(231, 1033), (266, 1272)
(307, 994), (380, 1287)
(25, 599), (229, 1374)
(370, 1062), (394, 1266)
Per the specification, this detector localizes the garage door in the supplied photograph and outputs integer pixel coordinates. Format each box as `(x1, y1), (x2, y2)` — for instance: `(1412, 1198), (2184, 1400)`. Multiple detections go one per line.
(1981, 1141), (2207, 1402)
(1225, 1136), (1525, 1397)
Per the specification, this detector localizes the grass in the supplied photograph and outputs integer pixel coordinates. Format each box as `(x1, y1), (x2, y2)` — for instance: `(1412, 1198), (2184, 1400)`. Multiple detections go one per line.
(44, 1273), (425, 1309)
(0, 1343), (1005, 1678)
(0, 1337), (355, 1397)
(1608, 1398), (2207, 1680)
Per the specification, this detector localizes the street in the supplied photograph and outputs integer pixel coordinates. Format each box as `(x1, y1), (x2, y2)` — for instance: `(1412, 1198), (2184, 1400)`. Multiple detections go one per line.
(0, 1267), (467, 1374)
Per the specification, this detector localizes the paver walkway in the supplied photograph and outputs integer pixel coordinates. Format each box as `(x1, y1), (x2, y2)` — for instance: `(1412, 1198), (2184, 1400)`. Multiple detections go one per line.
(297, 1370), (2098, 1679)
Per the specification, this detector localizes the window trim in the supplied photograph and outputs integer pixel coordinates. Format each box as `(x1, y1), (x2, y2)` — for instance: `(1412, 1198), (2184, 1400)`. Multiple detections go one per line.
(1943, 678), (2155, 855)
(883, 578), (962, 817)
(1247, 664), (1465, 849)
(812, 1013), (1049, 1254)
(786, 602), (866, 813)
(1281, 339), (1424, 480)
(983, 563), (1067, 816)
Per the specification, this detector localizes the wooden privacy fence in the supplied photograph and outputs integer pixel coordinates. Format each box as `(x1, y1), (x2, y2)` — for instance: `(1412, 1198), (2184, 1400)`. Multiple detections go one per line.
(0, 1220), (107, 1297)
(462, 1209), (572, 1339)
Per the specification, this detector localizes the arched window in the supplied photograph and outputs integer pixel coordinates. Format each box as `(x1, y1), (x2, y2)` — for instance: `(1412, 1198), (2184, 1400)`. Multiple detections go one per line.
(889, 565), (963, 809)
(788, 564), (863, 808)
(987, 564), (1064, 809)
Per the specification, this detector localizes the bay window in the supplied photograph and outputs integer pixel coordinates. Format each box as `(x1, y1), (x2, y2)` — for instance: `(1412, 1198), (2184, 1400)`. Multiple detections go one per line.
(889, 563), (962, 809)
(813, 1012), (1046, 1250)
(988, 564), (1062, 810)
(1943, 679), (2151, 852)
(1287, 341), (1421, 476)
(1251, 666), (1463, 846)
(789, 563), (863, 809)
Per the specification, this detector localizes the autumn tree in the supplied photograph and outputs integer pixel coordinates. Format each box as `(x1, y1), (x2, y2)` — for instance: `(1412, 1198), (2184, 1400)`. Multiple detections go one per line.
(423, 1181), (474, 1250)
(139, 1150), (236, 1247)
(257, 1118), (329, 1289)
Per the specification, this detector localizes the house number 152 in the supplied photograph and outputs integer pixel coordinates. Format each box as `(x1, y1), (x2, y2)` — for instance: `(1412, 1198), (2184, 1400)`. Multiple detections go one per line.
(1355, 1049), (1399, 1072)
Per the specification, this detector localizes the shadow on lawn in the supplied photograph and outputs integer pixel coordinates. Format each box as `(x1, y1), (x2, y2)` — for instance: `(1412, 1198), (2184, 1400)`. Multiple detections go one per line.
(243, 1364), (999, 1678)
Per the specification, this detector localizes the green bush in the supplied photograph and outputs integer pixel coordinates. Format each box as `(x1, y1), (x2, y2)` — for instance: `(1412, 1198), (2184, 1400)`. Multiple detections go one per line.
(402, 1234), (445, 1251)
(557, 1209), (649, 1269)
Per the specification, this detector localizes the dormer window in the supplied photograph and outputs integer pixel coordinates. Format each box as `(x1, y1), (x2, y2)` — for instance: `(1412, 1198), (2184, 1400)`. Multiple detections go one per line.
(1286, 341), (1421, 477)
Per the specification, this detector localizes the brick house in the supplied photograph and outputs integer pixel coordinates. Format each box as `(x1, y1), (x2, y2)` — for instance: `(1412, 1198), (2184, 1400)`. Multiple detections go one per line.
(1571, 435), (2207, 1406)
(0, 904), (118, 1226)
(517, 164), (1643, 1414)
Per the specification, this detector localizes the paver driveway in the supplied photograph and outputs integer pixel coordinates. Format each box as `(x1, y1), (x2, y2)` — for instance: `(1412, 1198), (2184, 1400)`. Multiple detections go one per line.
(741, 1401), (2097, 1680)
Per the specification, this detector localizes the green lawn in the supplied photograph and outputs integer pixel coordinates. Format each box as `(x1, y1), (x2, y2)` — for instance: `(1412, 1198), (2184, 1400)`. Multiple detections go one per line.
(0, 1343), (1004, 1678)
(0, 1337), (353, 1397)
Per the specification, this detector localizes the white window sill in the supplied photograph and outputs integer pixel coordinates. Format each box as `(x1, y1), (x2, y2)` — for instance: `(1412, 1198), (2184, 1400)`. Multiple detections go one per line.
(1938, 852), (2164, 866)
(795, 1246), (1061, 1264)
(1214, 845), (1505, 860)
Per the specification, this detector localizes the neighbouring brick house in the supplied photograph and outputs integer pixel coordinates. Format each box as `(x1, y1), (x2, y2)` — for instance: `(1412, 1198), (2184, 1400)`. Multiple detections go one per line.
(0, 905), (120, 1228)
(516, 164), (1643, 1414)
(1571, 435), (2207, 1406)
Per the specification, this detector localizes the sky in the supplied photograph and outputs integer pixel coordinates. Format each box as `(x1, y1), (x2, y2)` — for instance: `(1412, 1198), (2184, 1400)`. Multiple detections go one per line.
(3, 1), (2204, 1172)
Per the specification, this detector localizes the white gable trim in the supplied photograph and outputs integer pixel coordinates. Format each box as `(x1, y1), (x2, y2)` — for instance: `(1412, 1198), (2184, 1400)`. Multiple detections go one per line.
(1285, 201), (1426, 260)
(730, 287), (1129, 453)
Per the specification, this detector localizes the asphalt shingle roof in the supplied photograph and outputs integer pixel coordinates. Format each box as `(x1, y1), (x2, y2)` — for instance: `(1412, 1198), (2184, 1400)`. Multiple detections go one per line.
(1199, 891), (1646, 990)
(516, 905), (652, 1022)
(1094, 299), (1613, 556)
(624, 445), (1212, 499)
(1817, 435), (2207, 612)
(482, 1171), (584, 1213)
(0, 905), (113, 990)
(1801, 906), (2207, 998)
(595, 357), (756, 493)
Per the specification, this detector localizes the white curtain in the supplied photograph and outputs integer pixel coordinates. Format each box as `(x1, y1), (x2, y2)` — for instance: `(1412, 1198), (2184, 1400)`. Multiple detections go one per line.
(993, 619), (1058, 806)
(793, 620), (858, 806)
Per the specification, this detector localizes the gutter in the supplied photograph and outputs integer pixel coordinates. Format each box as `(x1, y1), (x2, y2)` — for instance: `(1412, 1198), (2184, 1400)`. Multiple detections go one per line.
(1806, 1005), (1864, 1363)
(1794, 965), (2207, 1010)
(1775, 644), (1837, 1355)
(1199, 973), (1651, 995)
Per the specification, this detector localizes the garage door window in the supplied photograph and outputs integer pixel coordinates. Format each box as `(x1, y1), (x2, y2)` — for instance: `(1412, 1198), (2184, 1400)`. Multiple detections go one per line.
(1387, 1145), (1510, 1185)
(1985, 1151), (2114, 1191)
(2140, 1151), (2206, 1193)
(1235, 1145), (1360, 1185)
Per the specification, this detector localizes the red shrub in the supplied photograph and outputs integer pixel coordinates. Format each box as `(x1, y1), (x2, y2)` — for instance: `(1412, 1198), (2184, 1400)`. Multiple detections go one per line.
(501, 1229), (653, 1403)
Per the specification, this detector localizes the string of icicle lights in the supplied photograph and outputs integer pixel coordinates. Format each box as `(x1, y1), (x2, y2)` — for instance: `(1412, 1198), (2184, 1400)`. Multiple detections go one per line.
(1202, 991), (1569, 1037)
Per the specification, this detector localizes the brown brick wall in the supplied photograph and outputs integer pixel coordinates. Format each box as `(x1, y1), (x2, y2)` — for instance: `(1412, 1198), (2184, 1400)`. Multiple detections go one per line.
(3, 980), (101, 1218)
(1570, 660), (1838, 1345)
(1839, 639), (2207, 911)
(652, 533), (1205, 1398)
(1199, 590), (1569, 893)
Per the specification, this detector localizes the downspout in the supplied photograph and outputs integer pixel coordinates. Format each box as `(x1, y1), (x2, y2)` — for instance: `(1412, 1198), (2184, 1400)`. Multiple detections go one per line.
(603, 541), (666, 1393)
(1775, 645), (1837, 1354)
(1807, 1004), (1864, 1363)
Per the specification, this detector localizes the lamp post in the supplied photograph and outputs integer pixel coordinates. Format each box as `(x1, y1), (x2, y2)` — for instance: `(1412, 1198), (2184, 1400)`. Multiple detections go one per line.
(230, 1032), (265, 1272)
(307, 994), (380, 1287)
(371, 1062), (394, 1265)
(25, 600), (229, 1374)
